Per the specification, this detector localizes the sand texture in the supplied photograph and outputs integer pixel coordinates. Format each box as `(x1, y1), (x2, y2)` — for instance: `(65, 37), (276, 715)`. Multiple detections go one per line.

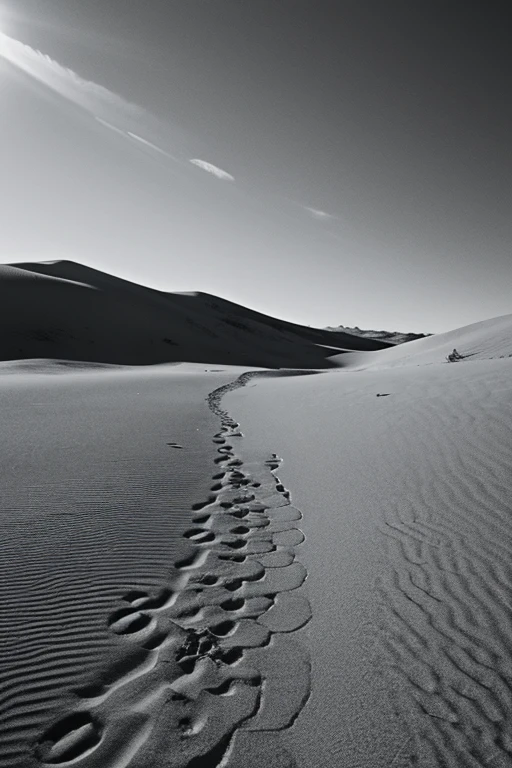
(225, 320), (512, 766)
(1, 311), (512, 766)
(0, 367), (234, 767)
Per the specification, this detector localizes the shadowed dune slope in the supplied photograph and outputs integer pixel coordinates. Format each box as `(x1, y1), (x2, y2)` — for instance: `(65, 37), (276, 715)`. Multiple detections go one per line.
(0, 261), (391, 368)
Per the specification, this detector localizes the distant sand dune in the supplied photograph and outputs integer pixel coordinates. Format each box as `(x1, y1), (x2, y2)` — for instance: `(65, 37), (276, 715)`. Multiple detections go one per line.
(340, 313), (512, 369)
(0, 260), (391, 369)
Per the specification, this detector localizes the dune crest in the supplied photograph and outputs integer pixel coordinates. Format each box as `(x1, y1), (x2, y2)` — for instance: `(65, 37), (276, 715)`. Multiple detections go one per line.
(0, 260), (391, 369)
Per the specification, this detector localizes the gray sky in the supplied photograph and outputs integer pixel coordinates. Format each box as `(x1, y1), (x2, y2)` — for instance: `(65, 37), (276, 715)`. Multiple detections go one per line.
(1, 1), (511, 333)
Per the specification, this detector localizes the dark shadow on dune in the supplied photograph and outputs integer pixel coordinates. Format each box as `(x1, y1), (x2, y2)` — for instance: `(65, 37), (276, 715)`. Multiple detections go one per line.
(0, 260), (392, 369)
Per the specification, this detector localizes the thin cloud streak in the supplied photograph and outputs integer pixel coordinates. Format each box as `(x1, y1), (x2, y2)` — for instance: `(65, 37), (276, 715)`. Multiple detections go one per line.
(0, 31), (233, 186)
(304, 207), (335, 220)
(95, 117), (128, 137)
(0, 30), (330, 215)
(127, 132), (177, 160)
(0, 31), (143, 125)
(189, 159), (235, 181)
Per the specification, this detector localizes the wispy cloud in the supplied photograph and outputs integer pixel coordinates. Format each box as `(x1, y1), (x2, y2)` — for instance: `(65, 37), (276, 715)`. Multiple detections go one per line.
(94, 117), (128, 136)
(127, 132), (177, 159)
(190, 159), (235, 181)
(0, 31), (143, 126)
(0, 31), (236, 186)
(1, 31), (336, 211)
(304, 207), (335, 220)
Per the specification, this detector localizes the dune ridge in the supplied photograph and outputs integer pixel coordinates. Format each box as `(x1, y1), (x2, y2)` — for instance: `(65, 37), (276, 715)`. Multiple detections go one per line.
(0, 260), (391, 369)
(341, 312), (512, 369)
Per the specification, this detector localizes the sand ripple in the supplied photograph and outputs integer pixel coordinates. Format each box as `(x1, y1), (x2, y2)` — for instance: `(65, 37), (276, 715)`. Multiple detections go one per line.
(33, 373), (311, 768)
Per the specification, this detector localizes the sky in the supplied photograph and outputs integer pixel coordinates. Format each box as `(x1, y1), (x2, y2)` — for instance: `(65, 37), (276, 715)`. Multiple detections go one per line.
(0, 1), (511, 334)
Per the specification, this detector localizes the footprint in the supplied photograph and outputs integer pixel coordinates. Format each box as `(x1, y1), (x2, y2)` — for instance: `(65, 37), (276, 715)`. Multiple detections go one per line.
(209, 620), (237, 637)
(221, 597), (245, 611)
(124, 588), (173, 611)
(218, 647), (244, 665)
(197, 574), (219, 586)
(183, 528), (215, 544)
(37, 712), (102, 764)
(174, 604), (202, 620)
(192, 497), (216, 511)
(205, 680), (234, 695)
(192, 514), (210, 525)
(108, 609), (152, 635)
(223, 539), (246, 550)
(224, 579), (243, 592)
(122, 589), (149, 606)
(178, 656), (198, 674)
(218, 554), (247, 563)
(230, 509), (249, 519)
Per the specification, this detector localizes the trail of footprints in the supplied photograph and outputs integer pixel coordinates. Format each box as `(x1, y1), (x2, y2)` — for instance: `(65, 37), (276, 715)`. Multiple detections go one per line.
(36, 375), (311, 768)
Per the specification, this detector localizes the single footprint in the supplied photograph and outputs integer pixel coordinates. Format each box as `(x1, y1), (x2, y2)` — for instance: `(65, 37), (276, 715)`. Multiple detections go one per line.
(192, 497), (216, 511)
(209, 620), (237, 637)
(37, 712), (102, 764)
(108, 608), (152, 635)
(183, 528), (215, 544)
(221, 597), (245, 611)
(122, 588), (174, 611)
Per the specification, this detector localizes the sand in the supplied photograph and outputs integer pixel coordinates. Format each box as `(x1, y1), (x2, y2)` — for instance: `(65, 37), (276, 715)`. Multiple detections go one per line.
(1, 308), (511, 767)
(0, 365), (238, 767)
(0, 261), (390, 369)
(223, 319), (512, 766)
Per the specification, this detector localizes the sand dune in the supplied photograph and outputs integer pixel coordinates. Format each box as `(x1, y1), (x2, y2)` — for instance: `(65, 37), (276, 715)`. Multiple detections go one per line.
(223, 320), (512, 766)
(1, 307), (511, 766)
(340, 313), (512, 369)
(0, 260), (390, 369)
